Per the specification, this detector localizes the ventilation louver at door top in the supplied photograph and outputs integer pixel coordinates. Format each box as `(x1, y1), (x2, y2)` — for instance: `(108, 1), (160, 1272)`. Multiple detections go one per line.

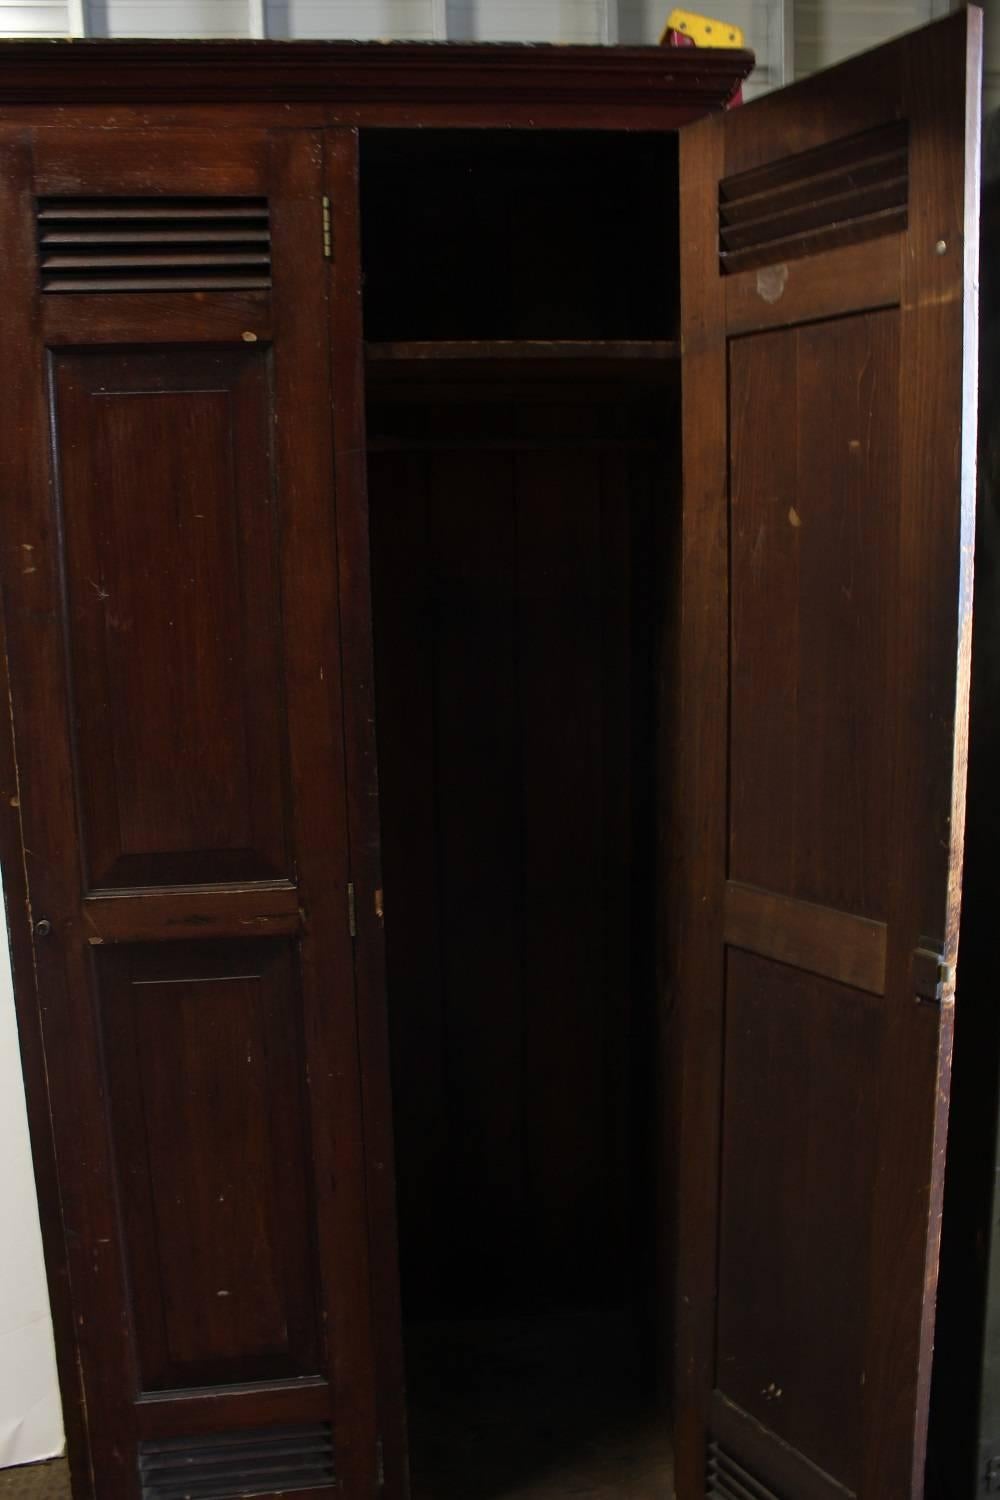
(37, 196), (272, 292)
(718, 120), (909, 275)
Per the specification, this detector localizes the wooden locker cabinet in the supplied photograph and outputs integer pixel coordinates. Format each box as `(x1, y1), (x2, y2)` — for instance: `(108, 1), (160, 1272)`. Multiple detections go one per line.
(0, 13), (981, 1500)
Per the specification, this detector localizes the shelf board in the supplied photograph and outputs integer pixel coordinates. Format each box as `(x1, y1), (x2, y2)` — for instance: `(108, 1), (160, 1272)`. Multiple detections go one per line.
(365, 339), (680, 381)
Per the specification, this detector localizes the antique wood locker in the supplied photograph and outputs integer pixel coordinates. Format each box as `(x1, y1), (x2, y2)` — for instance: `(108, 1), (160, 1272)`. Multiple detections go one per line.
(0, 11), (982, 1500)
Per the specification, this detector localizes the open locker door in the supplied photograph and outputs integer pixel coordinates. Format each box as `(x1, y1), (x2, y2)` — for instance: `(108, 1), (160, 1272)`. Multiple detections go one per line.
(675, 11), (982, 1500)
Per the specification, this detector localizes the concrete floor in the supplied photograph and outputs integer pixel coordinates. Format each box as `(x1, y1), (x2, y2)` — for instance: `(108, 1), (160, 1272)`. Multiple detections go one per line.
(406, 1312), (673, 1500)
(0, 1461), (69, 1499)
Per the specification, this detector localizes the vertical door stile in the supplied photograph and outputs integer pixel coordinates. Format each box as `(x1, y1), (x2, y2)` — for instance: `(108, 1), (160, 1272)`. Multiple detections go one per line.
(324, 124), (409, 1500)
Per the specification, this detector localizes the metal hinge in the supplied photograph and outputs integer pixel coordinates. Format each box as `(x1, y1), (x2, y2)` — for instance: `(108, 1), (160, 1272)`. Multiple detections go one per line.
(985, 1454), (1000, 1493)
(347, 881), (357, 939)
(376, 1436), (385, 1490)
(911, 945), (955, 1006)
(322, 195), (332, 260)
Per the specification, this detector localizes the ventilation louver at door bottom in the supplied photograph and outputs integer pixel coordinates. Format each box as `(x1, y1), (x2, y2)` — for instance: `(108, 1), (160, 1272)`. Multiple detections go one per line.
(137, 1422), (334, 1500)
(718, 119), (909, 275)
(37, 197), (272, 292)
(708, 1439), (784, 1500)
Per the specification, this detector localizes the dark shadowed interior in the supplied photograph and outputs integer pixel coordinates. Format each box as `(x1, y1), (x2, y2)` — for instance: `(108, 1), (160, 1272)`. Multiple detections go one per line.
(363, 129), (679, 1499)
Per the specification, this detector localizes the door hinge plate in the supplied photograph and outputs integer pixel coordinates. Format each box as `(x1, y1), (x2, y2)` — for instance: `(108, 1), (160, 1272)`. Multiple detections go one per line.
(347, 880), (357, 939)
(985, 1454), (1000, 1493)
(911, 945), (955, 1005)
(322, 194), (332, 260)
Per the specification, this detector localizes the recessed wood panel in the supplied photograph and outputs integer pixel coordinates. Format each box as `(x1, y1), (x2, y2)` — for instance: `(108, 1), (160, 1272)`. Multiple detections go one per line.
(98, 940), (321, 1392)
(52, 348), (289, 888)
(728, 311), (898, 921)
(716, 949), (882, 1492)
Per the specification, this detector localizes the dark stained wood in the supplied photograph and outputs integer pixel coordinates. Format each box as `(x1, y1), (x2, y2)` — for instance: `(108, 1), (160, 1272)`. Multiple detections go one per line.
(324, 126), (409, 1500)
(0, 126), (94, 1500)
(728, 313), (896, 920)
(865, 18), (981, 1496)
(723, 882), (887, 996)
(711, 1394), (855, 1500)
(723, 235), (899, 338)
(675, 13), (981, 1500)
(42, 290), (271, 345)
(0, 40), (752, 120)
(52, 345), (290, 889)
(33, 126), (268, 195)
(0, 124), (379, 1500)
(0, 23), (983, 1500)
(134, 1379), (331, 1442)
(82, 883), (301, 944)
(367, 445), (447, 1311)
(0, 126), (142, 1497)
(718, 119), (908, 219)
(925, 155), (1000, 1500)
(98, 940), (321, 1392)
(717, 951), (882, 1492)
(672, 108), (729, 1500)
(265, 126), (378, 1500)
(366, 340), (680, 378)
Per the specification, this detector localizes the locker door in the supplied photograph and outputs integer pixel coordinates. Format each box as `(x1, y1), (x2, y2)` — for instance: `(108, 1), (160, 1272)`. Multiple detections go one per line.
(0, 125), (380, 1500)
(675, 12), (981, 1498)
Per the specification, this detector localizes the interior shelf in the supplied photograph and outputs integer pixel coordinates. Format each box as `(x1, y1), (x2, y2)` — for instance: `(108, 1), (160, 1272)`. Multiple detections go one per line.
(365, 339), (681, 380)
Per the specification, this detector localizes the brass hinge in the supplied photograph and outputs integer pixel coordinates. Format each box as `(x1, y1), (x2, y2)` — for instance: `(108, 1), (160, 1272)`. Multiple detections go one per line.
(322, 195), (332, 260)
(347, 880), (357, 939)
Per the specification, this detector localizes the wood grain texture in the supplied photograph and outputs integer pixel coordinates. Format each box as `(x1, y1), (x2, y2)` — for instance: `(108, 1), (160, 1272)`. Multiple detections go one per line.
(711, 1395), (854, 1500)
(723, 882), (886, 996)
(717, 951), (881, 1491)
(673, 110), (729, 1500)
(265, 126), (378, 1500)
(0, 124), (379, 1500)
(674, 13), (981, 1500)
(82, 884), (301, 944)
(133, 1379), (331, 1442)
(53, 346), (290, 889)
(723, 234), (900, 338)
(42, 290), (271, 346)
(728, 312), (897, 922)
(0, 125), (144, 1498)
(0, 128), (94, 1500)
(98, 940), (321, 1391)
(864, 16), (981, 1497)
(325, 126), (410, 1500)
(0, 40), (752, 116)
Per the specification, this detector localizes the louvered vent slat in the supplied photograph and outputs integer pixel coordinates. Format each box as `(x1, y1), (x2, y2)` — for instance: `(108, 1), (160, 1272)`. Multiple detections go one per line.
(37, 196), (271, 293)
(137, 1422), (333, 1500)
(707, 1439), (784, 1500)
(718, 121), (908, 275)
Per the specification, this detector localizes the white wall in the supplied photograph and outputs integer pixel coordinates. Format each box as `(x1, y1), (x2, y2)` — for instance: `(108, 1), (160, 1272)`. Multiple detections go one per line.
(0, 921), (62, 1468)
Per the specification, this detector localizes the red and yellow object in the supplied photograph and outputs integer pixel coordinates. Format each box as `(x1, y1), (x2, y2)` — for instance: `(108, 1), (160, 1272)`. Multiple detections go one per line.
(660, 8), (746, 106)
